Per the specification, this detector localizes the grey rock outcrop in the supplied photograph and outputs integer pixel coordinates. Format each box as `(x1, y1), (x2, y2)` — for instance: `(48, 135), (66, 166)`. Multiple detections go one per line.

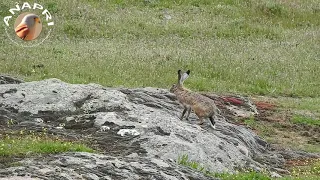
(0, 78), (318, 179)
(0, 75), (24, 84)
(1, 152), (217, 180)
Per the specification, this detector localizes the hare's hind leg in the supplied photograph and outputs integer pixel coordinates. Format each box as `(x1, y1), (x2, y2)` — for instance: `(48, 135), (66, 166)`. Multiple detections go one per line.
(194, 111), (204, 125)
(209, 116), (216, 129)
(180, 106), (188, 120)
(198, 117), (204, 125)
(185, 107), (192, 121)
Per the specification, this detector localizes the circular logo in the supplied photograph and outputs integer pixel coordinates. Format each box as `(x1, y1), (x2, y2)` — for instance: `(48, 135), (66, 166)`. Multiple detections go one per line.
(3, 2), (55, 47)
(14, 12), (43, 41)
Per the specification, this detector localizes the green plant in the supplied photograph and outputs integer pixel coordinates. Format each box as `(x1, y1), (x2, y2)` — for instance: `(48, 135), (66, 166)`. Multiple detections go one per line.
(0, 131), (94, 157)
(178, 154), (206, 172)
(177, 154), (271, 180)
(244, 116), (256, 127)
(212, 171), (271, 180)
(177, 154), (320, 180)
(286, 158), (320, 180)
(291, 115), (320, 126)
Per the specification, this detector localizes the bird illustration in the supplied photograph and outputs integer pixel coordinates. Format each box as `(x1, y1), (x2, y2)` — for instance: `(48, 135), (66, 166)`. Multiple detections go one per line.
(15, 14), (41, 41)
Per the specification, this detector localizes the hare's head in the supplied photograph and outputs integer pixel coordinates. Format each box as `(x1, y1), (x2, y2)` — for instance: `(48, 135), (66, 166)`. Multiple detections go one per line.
(170, 69), (190, 93)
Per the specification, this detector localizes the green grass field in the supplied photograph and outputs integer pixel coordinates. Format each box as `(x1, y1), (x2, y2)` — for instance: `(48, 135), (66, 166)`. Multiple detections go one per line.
(1, 0), (319, 97)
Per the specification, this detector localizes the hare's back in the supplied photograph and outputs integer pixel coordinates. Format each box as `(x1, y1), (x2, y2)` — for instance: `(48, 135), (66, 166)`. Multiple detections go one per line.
(192, 99), (216, 117)
(190, 93), (216, 109)
(177, 91), (216, 110)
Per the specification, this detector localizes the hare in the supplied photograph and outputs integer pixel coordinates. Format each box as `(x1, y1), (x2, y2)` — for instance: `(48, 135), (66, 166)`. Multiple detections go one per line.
(170, 70), (218, 129)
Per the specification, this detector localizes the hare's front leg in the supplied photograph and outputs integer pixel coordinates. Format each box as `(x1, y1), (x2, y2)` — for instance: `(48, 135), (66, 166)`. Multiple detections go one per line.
(180, 107), (188, 120)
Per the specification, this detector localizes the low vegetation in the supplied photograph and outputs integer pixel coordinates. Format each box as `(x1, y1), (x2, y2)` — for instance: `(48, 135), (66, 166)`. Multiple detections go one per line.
(242, 114), (320, 153)
(234, 96), (320, 153)
(289, 158), (320, 179)
(178, 154), (271, 179)
(291, 115), (320, 126)
(178, 154), (320, 180)
(0, 128), (94, 157)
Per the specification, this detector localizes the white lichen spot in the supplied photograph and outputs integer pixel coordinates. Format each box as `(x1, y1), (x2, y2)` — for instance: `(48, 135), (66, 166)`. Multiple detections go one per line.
(65, 117), (75, 121)
(100, 126), (110, 132)
(117, 129), (140, 136)
(34, 118), (43, 123)
(237, 144), (249, 157)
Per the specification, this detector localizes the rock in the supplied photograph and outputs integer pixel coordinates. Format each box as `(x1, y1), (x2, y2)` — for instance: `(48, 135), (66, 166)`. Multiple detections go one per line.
(270, 171), (282, 178)
(271, 167), (290, 174)
(0, 78), (318, 178)
(37, 168), (54, 175)
(82, 173), (99, 180)
(34, 118), (44, 123)
(94, 112), (117, 127)
(0, 75), (24, 84)
(65, 117), (75, 121)
(237, 144), (249, 156)
(100, 125), (110, 131)
(5, 152), (216, 180)
(0, 177), (40, 180)
(278, 149), (320, 160)
(117, 129), (140, 136)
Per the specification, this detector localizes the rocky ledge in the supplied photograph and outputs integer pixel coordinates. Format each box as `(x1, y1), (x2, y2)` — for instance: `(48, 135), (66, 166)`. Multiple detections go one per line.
(0, 77), (319, 180)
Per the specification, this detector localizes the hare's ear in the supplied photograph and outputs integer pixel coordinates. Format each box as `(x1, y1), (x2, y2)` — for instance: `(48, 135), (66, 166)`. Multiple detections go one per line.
(179, 70), (190, 84)
(177, 70), (182, 83)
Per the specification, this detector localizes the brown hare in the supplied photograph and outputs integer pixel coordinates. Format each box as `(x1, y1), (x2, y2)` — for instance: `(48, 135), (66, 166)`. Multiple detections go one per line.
(170, 70), (218, 129)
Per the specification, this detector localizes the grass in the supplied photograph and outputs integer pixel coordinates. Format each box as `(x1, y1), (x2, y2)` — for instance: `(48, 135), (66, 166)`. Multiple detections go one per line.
(240, 96), (320, 153)
(275, 97), (320, 113)
(178, 154), (207, 172)
(243, 116), (275, 137)
(291, 115), (320, 126)
(292, 159), (320, 177)
(0, 129), (94, 157)
(286, 158), (320, 180)
(178, 154), (320, 180)
(0, 0), (319, 97)
(242, 113), (320, 153)
(178, 154), (271, 179)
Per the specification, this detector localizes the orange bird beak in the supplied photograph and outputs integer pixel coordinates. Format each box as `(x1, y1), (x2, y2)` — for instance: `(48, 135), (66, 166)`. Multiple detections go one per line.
(15, 23), (29, 40)
(15, 17), (40, 40)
